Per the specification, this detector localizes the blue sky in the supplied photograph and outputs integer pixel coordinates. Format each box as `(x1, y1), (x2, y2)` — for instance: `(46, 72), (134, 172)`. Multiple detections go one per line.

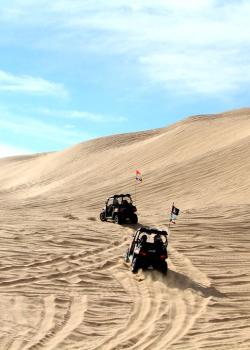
(1, 0), (250, 157)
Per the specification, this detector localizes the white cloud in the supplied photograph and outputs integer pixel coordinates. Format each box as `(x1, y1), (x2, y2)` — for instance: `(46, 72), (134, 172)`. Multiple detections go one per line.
(0, 143), (30, 158)
(139, 49), (250, 95)
(1, 0), (250, 96)
(63, 110), (127, 123)
(37, 108), (127, 123)
(0, 70), (68, 97)
(0, 116), (92, 146)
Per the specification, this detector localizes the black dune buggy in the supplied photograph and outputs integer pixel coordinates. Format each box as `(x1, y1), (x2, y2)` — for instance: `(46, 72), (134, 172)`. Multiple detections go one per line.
(100, 194), (138, 224)
(125, 226), (168, 274)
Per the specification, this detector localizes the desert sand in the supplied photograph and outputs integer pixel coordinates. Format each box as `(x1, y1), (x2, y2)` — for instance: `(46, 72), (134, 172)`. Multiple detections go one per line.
(0, 108), (250, 349)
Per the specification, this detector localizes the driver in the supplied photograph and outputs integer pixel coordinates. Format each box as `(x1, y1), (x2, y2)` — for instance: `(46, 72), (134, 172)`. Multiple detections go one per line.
(154, 233), (163, 244)
(140, 234), (147, 248)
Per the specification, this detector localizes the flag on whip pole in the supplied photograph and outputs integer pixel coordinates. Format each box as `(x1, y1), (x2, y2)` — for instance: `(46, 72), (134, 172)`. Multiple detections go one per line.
(136, 169), (142, 183)
(134, 170), (142, 205)
(169, 203), (180, 224)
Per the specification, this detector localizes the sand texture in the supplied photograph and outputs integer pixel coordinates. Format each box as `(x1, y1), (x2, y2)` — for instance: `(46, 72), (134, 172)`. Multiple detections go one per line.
(0, 109), (250, 349)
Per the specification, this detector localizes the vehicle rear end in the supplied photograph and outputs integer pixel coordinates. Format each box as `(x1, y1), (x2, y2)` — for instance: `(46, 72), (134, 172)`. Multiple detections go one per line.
(136, 242), (167, 273)
(119, 203), (137, 223)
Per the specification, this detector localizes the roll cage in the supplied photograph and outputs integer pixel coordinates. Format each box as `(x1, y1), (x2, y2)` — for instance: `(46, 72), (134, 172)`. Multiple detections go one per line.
(134, 227), (168, 242)
(105, 194), (133, 206)
(129, 227), (168, 255)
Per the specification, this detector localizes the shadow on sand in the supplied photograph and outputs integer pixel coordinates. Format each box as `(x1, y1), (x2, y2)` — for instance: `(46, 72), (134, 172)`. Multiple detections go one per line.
(121, 224), (224, 299)
(165, 269), (225, 299)
(122, 223), (143, 231)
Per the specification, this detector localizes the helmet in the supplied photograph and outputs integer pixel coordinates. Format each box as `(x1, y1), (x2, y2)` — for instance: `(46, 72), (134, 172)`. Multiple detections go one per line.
(154, 234), (162, 242)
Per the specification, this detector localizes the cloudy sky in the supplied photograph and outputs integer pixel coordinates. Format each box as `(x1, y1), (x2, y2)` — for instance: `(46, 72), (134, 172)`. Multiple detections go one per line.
(1, 0), (250, 157)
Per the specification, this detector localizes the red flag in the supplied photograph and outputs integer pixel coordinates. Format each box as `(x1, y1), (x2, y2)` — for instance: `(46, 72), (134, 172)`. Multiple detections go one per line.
(136, 170), (142, 183)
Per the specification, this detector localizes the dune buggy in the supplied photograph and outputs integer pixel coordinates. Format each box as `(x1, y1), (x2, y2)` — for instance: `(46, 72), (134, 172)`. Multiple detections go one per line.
(100, 194), (138, 224)
(125, 226), (168, 274)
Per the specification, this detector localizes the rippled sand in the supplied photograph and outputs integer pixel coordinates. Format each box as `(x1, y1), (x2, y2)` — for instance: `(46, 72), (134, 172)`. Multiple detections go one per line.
(0, 109), (249, 349)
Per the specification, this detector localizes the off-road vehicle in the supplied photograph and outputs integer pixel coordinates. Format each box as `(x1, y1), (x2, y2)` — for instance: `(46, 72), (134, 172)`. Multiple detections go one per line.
(100, 194), (138, 224)
(125, 226), (168, 274)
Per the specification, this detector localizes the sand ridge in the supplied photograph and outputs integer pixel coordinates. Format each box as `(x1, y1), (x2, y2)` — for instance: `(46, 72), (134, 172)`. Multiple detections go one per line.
(0, 109), (250, 349)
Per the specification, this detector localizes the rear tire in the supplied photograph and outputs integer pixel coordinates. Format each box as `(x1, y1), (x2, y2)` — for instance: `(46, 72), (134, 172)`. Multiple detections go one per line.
(131, 257), (139, 273)
(131, 214), (138, 224)
(114, 214), (122, 224)
(159, 261), (168, 275)
(100, 212), (106, 221)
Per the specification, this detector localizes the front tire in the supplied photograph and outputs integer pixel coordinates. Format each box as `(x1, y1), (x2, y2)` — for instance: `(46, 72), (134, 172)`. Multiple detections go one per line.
(100, 212), (106, 221)
(124, 249), (130, 263)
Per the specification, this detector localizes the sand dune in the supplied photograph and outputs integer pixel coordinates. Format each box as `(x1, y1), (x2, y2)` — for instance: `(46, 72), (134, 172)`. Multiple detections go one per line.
(0, 108), (250, 349)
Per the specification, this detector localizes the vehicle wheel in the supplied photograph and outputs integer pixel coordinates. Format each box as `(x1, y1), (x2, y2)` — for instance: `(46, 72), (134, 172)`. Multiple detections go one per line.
(124, 249), (130, 263)
(114, 214), (122, 224)
(159, 261), (168, 275)
(131, 257), (139, 273)
(131, 214), (138, 224)
(100, 212), (106, 221)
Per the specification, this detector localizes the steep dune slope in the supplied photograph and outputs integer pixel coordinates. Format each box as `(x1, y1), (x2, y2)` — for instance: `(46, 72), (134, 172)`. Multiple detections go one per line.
(0, 108), (250, 350)
(0, 108), (249, 207)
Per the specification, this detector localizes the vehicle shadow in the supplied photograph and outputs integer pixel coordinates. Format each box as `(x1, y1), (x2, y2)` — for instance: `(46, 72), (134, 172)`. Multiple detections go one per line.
(122, 223), (143, 231)
(165, 269), (225, 299)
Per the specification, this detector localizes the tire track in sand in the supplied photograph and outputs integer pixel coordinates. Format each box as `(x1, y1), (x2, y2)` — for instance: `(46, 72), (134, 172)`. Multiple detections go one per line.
(90, 244), (211, 350)
(91, 270), (154, 350)
(25, 295), (87, 350)
(21, 295), (55, 350)
(114, 270), (209, 350)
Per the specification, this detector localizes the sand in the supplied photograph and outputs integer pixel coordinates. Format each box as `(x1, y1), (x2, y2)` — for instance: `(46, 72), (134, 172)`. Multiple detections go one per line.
(0, 108), (249, 349)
